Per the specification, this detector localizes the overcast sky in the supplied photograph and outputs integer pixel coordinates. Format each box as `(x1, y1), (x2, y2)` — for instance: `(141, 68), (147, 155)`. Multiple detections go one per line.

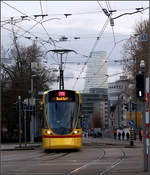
(1, 1), (149, 91)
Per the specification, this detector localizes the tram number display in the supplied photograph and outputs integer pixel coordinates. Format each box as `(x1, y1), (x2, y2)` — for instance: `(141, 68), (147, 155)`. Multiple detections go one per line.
(49, 90), (75, 102)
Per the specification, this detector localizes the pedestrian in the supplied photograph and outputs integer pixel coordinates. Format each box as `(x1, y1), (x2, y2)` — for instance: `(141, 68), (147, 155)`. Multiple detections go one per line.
(141, 129), (143, 143)
(114, 130), (117, 140)
(122, 131), (125, 140)
(139, 129), (142, 142)
(126, 132), (129, 141)
(118, 132), (121, 140)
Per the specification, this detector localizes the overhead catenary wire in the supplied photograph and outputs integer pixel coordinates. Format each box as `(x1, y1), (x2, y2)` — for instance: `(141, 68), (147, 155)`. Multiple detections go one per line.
(72, 19), (110, 89)
(2, 1), (149, 91)
(3, 2), (61, 65)
(2, 1), (56, 47)
(82, 37), (128, 80)
(104, 0), (116, 46)
(97, 1), (104, 10)
(2, 2), (88, 59)
(105, 1), (111, 11)
(112, 7), (149, 20)
(2, 1), (148, 58)
(85, 32), (136, 80)
(19, 18), (44, 38)
(1, 6), (149, 21)
(72, 34), (132, 89)
(72, 2), (110, 89)
(40, 0), (44, 15)
(2, 19), (88, 65)
(7, 20), (51, 51)
(69, 71), (126, 80)
(2, 24), (59, 66)
(45, 0), (48, 14)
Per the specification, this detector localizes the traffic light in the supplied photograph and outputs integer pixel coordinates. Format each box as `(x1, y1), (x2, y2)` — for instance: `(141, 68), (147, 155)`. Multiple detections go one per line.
(13, 102), (19, 111)
(124, 103), (128, 111)
(132, 103), (136, 111)
(136, 73), (145, 99)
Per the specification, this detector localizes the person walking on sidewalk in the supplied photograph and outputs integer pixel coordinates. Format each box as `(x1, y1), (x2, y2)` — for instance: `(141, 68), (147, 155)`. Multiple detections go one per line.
(126, 132), (129, 141)
(122, 131), (125, 140)
(139, 129), (142, 142)
(118, 132), (121, 140)
(114, 130), (117, 139)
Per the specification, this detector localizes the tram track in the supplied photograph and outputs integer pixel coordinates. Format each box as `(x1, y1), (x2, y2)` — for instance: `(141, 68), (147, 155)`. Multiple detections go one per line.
(37, 152), (71, 161)
(67, 149), (105, 175)
(2, 145), (127, 175)
(99, 149), (126, 175)
(2, 149), (71, 163)
(66, 148), (126, 175)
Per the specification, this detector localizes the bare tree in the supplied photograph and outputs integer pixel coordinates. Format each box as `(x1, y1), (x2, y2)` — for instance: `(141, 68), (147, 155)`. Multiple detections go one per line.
(1, 36), (57, 141)
(122, 19), (149, 77)
(121, 19), (149, 99)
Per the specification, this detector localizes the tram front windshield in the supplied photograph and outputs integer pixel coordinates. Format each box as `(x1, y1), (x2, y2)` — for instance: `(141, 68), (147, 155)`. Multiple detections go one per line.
(46, 93), (79, 135)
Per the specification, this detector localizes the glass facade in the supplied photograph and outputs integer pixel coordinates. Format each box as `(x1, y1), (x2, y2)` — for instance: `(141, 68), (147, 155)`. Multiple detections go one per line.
(84, 51), (108, 92)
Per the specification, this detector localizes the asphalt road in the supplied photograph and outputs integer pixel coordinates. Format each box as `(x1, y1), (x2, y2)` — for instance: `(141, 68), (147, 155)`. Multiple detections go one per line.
(1, 143), (140, 175)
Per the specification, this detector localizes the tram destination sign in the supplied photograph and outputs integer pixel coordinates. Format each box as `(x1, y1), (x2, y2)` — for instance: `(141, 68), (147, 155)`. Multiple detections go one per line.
(49, 90), (75, 102)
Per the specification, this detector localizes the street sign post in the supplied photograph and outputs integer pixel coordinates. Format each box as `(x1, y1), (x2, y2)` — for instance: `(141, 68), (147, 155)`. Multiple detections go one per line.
(139, 34), (148, 42)
(129, 120), (134, 146)
(129, 120), (134, 128)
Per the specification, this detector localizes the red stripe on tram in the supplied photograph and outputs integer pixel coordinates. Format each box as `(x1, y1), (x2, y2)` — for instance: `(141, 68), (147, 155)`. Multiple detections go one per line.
(43, 134), (82, 138)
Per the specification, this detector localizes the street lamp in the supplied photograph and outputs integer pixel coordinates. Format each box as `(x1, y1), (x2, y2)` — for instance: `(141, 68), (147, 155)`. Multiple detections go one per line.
(129, 96), (132, 121)
(30, 61), (38, 144)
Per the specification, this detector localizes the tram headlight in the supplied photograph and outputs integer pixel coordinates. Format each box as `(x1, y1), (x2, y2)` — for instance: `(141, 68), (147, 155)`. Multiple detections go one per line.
(46, 130), (52, 135)
(73, 130), (79, 134)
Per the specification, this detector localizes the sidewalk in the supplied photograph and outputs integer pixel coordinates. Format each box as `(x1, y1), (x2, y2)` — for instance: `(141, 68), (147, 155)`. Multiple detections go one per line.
(0, 143), (41, 151)
(82, 136), (143, 148)
(0, 137), (142, 151)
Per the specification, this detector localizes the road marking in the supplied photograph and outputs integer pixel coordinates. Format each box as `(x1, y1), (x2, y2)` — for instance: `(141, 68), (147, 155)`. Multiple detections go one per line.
(99, 150), (126, 175)
(67, 149), (105, 174)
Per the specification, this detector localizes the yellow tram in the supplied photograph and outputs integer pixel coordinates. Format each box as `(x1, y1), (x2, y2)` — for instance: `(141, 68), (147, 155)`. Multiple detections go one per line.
(42, 90), (82, 150)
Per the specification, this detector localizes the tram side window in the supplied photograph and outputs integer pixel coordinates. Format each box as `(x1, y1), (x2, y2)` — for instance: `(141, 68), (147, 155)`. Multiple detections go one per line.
(43, 94), (48, 129)
(41, 113), (48, 129)
(76, 118), (81, 129)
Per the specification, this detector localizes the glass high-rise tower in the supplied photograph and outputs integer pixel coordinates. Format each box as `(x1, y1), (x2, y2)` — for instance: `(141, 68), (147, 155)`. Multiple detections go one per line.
(84, 51), (108, 92)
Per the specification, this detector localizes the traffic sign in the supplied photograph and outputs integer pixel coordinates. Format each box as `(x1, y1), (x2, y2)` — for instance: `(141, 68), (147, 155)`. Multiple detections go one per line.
(83, 121), (88, 127)
(139, 34), (148, 42)
(129, 120), (134, 127)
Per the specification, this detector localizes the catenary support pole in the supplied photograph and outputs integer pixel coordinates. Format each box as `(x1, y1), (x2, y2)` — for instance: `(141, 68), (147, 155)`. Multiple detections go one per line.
(142, 99), (147, 171)
(0, 53), (1, 148)
(24, 104), (27, 147)
(30, 77), (34, 144)
(18, 96), (22, 147)
(145, 77), (149, 170)
(148, 0), (150, 170)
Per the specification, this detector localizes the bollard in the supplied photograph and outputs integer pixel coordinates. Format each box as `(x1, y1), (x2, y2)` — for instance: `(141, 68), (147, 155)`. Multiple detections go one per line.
(130, 128), (134, 146)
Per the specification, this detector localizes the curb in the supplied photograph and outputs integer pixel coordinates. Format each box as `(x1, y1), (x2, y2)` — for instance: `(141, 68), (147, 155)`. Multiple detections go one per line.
(124, 145), (137, 148)
(0, 145), (41, 151)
